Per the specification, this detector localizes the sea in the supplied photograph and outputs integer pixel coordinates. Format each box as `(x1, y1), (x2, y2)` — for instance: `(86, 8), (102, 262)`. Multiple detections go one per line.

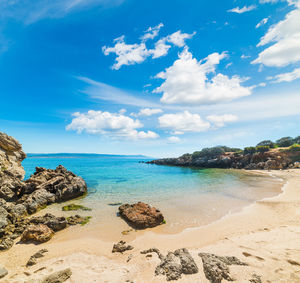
(22, 154), (284, 235)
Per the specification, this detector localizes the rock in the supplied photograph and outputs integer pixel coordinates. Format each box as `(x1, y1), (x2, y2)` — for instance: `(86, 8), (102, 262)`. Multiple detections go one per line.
(66, 215), (91, 226)
(0, 206), (8, 229)
(21, 224), (54, 243)
(198, 253), (247, 283)
(112, 241), (134, 253)
(118, 202), (164, 229)
(250, 274), (262, 283)
(24, 189), (56, 214)
(0, 132), (26, 201)
(30, 214), (67, 232)
(0, 265), (8, 279)
(174, 248), (198, 275)
(25, 165), (87, 203)
(127, 254), (133, 262)
(0, 237), (14, 250)
(41, 268), (72, 283)
(142, 248), (198, 281)
(27, 249), (48, 267)
(155, 252), (182, 281)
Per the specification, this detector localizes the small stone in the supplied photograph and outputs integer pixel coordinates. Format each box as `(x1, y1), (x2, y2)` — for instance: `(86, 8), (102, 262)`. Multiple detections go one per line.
(127, 254), (133, 262)
(0, 265), (8, 279)
(27, 249), (48, 267)
(41, 268), (72, 283)
(112, 241), (134, 253)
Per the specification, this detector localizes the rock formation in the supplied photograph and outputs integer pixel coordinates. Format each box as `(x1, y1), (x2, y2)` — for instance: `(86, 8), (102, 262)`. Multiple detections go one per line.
(0, 131), (88, 251)
(118, 202), (164, 229)
(112, 240), (134, 253)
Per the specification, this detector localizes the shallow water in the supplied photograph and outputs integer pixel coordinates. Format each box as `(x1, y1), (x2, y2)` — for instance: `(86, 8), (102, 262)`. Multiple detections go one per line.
(22, 154), (284, 235)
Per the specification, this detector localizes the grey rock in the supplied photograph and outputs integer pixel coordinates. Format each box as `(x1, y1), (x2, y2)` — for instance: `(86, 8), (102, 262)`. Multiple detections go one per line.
(30, 214), (67, 232)
(112, 241), (134, 253)
(198, 253), (247, 283)
(174, 248), (198, 274)
(24, 189), (56, 214)
(0, 237), (14, 251)
(27, 249), (49, 267)
(155, 252), (182, 281)
(41, 268), (72, 283)
(250, 274), (262, 283)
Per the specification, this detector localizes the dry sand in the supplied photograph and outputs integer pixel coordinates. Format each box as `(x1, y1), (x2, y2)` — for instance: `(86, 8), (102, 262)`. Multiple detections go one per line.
(1, 169), (300, 283)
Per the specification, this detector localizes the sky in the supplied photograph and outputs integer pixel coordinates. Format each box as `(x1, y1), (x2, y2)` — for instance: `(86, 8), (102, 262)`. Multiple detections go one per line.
(0, 0), (300, 157)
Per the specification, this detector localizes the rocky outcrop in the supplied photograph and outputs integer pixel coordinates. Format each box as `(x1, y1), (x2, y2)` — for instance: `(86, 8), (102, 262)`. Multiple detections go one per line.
(112, 241), (134, 253)
(0, 132), (26, 201)
(147, 150), (300, 170)
(198, 253), (247, 283)
(26, 249), (48, 266)
(21, 224), (55, 243)
(41, 268), (72, 283)
(119, 202), (164, 229)
(141, 248), (198, 281)
(0, 131), (89, 251)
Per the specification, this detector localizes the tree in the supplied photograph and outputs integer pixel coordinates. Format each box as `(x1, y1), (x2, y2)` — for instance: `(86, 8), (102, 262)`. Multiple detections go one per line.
(293, 136), (300, 144)
(244, 147), (256, 155)
(276, 137), (293, 147)
(256, 145), (270, 153)
(192, 147), (225, 160)
(256, 140), (275, 148)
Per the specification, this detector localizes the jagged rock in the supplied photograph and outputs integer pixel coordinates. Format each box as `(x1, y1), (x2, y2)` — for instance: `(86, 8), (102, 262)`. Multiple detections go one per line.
(142, 248), (198, 281)
(198, 253), (247, 283)
(30, 213), (67, 232)
(112, 241), (134, 253)
(119, 202), (164, 229)
(174, 248), (198, 275)
(155, 252), (182, 281)
(0, 265), (8, 279)
(0, 206), (8, 229)
(250, 274), (262, 283)
(0, 237), (14, 250)
(25, 165), (87, 202)
(21, 224), (54, 243)
(23, 189), (56, 214)
(27, 249), (48, 267)
(41, 268), (72, 283)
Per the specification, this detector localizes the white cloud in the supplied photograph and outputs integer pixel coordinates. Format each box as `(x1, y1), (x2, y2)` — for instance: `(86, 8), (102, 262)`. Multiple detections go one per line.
(252, 1), (300, 67)
(154, 47), (251, 105)
(103, 27), (195, 69)
(228, 5), (256, 14)
(268, 67), (300, 83)
(241, 54), (251, 59)
(256, 17), (269, 28)
(141, 23), (164, 41)
(66, 110), (159, 140)
(0, 0), (124, 24)
(76, 76), (160, 108)
(102, 36), (149, 70)
(167, 136), (181, 143)
(134, 108), (163, 117)
(159, 111), (210, 134)
(206, 114), (238, 127)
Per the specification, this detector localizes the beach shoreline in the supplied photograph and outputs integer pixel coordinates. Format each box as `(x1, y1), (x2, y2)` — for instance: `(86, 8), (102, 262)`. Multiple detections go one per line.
(1, 169), (300, 282)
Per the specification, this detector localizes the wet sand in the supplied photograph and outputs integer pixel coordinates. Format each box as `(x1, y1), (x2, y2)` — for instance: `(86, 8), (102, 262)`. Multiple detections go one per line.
(1, 169), (300, 282)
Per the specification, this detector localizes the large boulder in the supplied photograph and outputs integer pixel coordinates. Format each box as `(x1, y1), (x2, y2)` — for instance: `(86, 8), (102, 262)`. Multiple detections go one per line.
(119, 202), (164, 229)
(24, 165), (87, 202)
(0, 132), (26, 201)
(21, 224), (54, 243)
(29, 213), (67, 232)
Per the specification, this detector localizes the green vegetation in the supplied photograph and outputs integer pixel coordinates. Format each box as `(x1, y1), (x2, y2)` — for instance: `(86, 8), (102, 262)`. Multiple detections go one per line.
(62, 203), (91, 211)
(80, 216), (92, 226)
(162, 219), (166, 224)
(191, 146), (241, 160)
(244, 147), (256, 155)
(256, 140), (275, 148)
(286, 144), (300, 152)
(256, 145), (270, 153)
(276, 136), (294, 147)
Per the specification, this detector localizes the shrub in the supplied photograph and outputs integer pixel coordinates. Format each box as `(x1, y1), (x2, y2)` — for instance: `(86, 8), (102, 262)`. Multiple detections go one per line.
(244, 147), (256, 155)
(256, 140), (275, 148)
(293, 136), (300, 144)
(276, 136), (294, 147)
(256, 145), (270, 153)
(287, 144), (300, 152)
(192, 146), (225, 160)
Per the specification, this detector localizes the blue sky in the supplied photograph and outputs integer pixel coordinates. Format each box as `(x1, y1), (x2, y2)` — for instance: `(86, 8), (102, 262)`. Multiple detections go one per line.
(1, 0), (300, 157)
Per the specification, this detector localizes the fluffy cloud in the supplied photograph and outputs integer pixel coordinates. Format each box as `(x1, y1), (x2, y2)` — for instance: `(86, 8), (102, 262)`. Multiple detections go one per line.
(252, 1), (300, 67)
(141, 23), (164, 41)
(66, 110), (159, 140)
(102, 36), (149, 70)
(103, 27), (195, 69)
(167, 136), (181, 143)
(267, 67), (300, 83)
(228, 5), (256, 13)
(154, 47), (251, 105)
(206, 114), (238, 127)
(256, 17), (269, 28)
(158, 111), (210, 134)
(133, 108), (163, 117)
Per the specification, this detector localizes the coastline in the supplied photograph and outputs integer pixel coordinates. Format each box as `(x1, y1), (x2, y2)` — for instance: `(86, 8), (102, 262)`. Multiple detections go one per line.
(1, 169), (300, 282)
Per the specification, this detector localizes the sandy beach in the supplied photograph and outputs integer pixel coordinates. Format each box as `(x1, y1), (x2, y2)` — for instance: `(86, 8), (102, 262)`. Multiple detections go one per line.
(1, 169), (300, 283)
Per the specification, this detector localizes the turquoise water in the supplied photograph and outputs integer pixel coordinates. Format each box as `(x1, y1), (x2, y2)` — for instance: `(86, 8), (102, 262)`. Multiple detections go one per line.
(22, 154), (283, 233)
